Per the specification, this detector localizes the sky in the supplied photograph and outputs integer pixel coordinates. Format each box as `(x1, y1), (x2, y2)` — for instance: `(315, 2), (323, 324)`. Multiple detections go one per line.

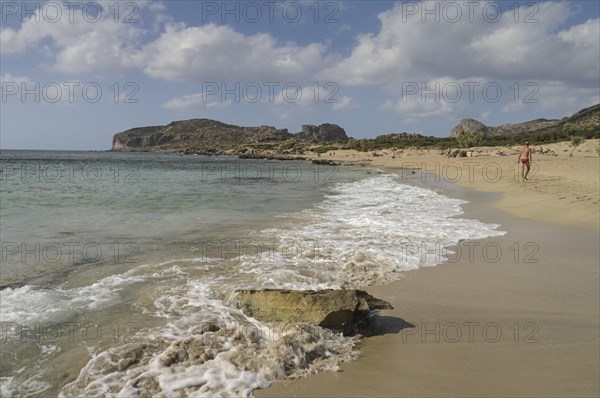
(0, 0), (599, 150)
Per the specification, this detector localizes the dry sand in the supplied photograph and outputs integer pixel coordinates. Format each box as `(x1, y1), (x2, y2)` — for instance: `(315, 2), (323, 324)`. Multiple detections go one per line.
(257, 139), (600, 397)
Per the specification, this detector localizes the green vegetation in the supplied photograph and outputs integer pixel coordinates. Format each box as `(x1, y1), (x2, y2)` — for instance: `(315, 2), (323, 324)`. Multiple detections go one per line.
(291, 122), (599, 153)
(267, 106), (599, 154)
(343, 136), (457, 152)
(570, 136), (585, 157)
(483, 123), (598, 147)
(455, 129), (485, 148)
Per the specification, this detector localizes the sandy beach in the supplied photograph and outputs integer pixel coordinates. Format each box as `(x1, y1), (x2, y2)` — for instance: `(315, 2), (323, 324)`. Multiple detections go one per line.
(258, 139), (600, 397)
(305, 139), (599, 229)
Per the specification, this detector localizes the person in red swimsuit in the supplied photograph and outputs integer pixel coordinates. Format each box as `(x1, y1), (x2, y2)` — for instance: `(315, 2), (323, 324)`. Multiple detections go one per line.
(518, 141), (532, 181)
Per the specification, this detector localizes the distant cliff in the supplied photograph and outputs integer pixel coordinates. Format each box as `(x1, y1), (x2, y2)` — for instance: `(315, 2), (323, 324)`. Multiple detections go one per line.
(112, 119), (349, 152)
(112, 119), (294, 152)
(450, 118), (560, 137)
(295, 124), (349, 142)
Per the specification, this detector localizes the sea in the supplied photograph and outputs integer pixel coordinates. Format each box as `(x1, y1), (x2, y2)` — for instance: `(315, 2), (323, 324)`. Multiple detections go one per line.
(0, 150), (505, 397)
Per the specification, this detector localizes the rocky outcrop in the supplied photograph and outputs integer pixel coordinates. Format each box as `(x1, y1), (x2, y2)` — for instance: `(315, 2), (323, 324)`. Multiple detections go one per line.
(238, 153), (306, 161)
(450, 104), (600, 138)
(488, 118), (561, 136)
(234, 289), (393, 335)
(295, 124), (349, 142)
(112, 119), (293, 152)
(311, 159), (341, 166)
(450, 117), (561, 137)
(111, 119), (351, 152)
(450, 119), (490, 137)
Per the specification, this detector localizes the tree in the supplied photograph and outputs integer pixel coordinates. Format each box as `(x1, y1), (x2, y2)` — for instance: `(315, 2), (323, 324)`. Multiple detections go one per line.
(570, 136), (584, 157)
(456, 129), (485, 148)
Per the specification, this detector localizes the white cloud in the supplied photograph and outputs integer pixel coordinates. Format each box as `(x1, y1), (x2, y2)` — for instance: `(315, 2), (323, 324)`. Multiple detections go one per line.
(273, 83), (340, 107)
(52, 27), (144, 75)
(382, 95), (454, 118)
(0, 74), (85, 105)
(3, 0), (597, 123)
(0, 73), (33, 100)
(380, 76), (489, 117)
(0, 27), (24, 55)
(1, 1), (330, 83)
(161, 92), (231, 111)
(319, 1), (599, 87)
(0, 2), (145, 77)
(337, 24), (352, 34)
(332, 95), (359, 110)
(2, 5), (329, 83)
(0, 73), (33, 85)
(139, 23), (327, 83)
(502, 102), (525, 112)
(533, 81), (600, 114)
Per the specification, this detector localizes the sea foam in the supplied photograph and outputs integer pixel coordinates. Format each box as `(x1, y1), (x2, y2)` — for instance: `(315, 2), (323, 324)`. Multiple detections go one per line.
(4, 173), (505, 397)
(241, 174), (506, 289)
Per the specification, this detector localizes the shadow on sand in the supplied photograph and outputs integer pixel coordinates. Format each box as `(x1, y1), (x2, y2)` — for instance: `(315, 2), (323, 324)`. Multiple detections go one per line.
(363, 315), (415, 337)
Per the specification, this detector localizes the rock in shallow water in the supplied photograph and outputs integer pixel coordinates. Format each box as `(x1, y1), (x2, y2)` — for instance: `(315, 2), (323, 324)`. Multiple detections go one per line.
(233, 289), (393, 335)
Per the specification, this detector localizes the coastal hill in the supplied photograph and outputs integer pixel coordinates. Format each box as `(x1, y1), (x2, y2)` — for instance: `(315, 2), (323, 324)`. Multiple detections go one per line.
(112, 104), (598, 153)
(450, 117), (561, 137)
(450, 103), (600, 137)
(112, 119), (291, 152)
(295, 124), (349, 142)
(111, 119), (348, 153)
(565, 103), (600, 126)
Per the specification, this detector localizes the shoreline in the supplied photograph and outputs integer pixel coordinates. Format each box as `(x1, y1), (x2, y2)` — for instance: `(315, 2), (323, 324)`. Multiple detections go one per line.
(258, 157), (600, 397)
(302, 139), (600, 230)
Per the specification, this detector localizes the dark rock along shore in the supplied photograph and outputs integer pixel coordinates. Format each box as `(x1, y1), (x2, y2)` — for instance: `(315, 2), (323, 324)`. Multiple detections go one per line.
(234, 289), (393, 335)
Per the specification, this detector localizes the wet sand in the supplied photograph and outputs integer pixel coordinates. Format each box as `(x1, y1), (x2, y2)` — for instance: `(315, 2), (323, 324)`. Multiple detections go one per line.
(258, 144), (600, 397)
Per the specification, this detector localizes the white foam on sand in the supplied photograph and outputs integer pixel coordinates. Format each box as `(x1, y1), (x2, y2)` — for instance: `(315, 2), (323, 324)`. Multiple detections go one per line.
(60, 280), (357, 397)
(241, 174), (506, 289)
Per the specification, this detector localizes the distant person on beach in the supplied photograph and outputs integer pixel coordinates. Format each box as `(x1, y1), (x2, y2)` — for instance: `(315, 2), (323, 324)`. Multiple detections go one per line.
(518, 141), (532, 181)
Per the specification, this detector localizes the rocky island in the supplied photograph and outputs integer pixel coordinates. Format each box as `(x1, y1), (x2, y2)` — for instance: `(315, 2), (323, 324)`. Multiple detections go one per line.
(112, 119), (349, 154)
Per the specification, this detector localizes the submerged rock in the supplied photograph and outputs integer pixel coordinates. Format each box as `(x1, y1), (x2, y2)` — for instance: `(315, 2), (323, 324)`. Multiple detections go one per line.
(311, 159), (340, 166)
(234, 289), (393, 335)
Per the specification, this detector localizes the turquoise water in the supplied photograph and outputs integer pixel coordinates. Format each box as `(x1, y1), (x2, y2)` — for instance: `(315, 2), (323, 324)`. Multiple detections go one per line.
(0, 150), (504, 397)
(0, 150), (354, 287)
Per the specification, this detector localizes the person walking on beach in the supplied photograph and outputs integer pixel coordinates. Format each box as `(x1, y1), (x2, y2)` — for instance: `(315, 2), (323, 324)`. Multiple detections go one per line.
(518, 141), (532, 181)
